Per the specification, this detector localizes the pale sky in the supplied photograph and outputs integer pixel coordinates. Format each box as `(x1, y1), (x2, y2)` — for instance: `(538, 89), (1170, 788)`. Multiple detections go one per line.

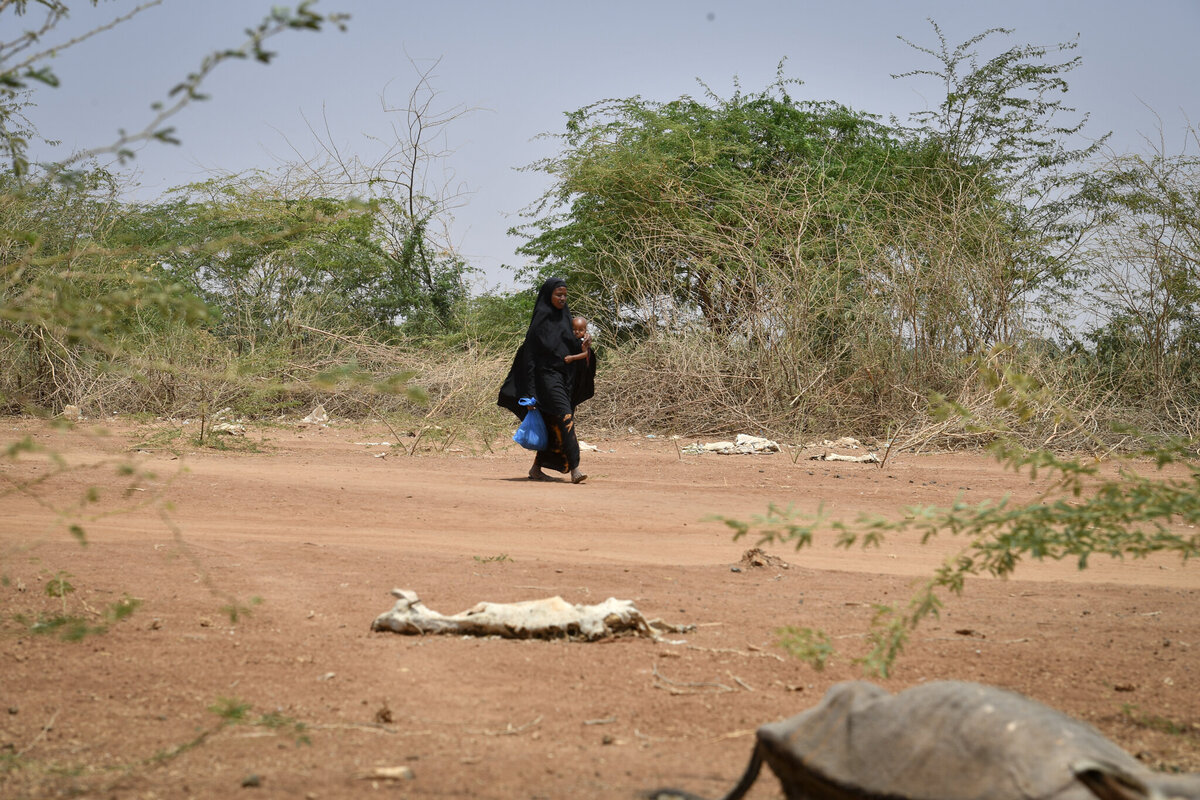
(21, 0), (1200, 290)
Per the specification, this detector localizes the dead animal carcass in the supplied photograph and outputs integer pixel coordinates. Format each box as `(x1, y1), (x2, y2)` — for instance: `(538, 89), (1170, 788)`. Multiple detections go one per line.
(372, 589), (691, 641)
(649, 680), (1200, 800)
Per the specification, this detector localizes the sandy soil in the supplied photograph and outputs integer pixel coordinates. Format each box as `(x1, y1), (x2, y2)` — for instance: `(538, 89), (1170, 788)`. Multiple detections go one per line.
(1, 416), (1197, 799)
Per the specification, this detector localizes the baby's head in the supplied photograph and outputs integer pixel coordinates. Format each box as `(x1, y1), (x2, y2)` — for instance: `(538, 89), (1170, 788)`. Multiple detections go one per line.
(572, 316), (588, 339)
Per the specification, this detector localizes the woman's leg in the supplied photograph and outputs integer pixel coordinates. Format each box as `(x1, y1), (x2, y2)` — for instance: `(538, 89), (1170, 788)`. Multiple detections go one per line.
(533, 370), (581, 476)
(529, 451), (548, 480)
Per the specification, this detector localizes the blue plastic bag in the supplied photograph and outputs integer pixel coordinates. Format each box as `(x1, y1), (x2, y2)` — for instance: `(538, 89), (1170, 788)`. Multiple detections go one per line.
(512, 397), (548, 450)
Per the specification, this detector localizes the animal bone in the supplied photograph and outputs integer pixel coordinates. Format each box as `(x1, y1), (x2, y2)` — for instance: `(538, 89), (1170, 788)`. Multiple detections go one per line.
(812, 451), (880, 463)
(683, 435), (780, 455)
(371, 589), (693, 641)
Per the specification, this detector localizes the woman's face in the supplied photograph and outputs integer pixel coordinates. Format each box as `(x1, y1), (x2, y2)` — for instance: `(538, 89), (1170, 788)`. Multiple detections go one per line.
(550, 285), (568, 310)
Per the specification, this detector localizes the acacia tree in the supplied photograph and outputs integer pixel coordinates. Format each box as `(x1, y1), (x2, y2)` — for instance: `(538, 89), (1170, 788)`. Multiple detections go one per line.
(272, 57), (475, 334)
(1080, 127), (1200, 422)
(1, 2), (350, 405)
(892, 22), (1104, 346)
(513, 26), (1102, 435)
(0, 166), (166, 412)
(513, 73), (906, 336)
(132, 178), (366, 343)
(518, 24), (1098, 342)
(114, 170), (469, 350)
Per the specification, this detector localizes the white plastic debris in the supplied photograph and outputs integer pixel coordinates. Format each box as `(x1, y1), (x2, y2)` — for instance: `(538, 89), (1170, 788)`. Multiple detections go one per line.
(301, 404), (329, 424)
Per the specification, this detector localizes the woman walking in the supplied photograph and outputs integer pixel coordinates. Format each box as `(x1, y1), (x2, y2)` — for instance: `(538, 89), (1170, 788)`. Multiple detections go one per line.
(498, 277), (595, 483)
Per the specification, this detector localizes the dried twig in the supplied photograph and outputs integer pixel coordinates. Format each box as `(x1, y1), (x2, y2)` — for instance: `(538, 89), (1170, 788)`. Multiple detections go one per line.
(309, 722), (418, 735)
(652, 662), (733, 694)
(727, 672), (755, 692)
(468, 716), (543, 736)
(685, 645), (785, 662)
(17, 708), (60, 757)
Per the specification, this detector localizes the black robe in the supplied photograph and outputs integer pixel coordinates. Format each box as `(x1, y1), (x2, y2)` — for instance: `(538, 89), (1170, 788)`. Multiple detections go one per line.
(497, 278), (596, 472)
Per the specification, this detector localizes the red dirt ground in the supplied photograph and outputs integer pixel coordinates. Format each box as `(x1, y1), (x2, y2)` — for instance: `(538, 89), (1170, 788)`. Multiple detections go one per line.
(2, 416), (1197, 799)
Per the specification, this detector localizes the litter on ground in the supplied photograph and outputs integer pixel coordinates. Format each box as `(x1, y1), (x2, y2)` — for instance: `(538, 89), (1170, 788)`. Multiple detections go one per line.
(301, 404), (329, 424)
(682, 434), (780, 455)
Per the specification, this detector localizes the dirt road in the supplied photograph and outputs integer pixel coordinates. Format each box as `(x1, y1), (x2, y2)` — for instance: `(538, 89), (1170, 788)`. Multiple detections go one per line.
(2, 417), (1197, 799)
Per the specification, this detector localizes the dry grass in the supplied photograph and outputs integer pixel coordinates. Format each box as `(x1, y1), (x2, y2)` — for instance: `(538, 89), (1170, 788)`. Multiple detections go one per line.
(2, 315), (1196, 458)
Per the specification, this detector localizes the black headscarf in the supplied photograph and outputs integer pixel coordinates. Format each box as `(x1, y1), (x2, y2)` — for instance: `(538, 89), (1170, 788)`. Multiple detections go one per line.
(497, 277), (584, 418)
(524, 277), (578, 363)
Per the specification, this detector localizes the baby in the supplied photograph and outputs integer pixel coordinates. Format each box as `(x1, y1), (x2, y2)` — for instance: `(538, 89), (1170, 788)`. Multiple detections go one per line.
(572, 315), (589, 344)
(565, 315), (592, 364)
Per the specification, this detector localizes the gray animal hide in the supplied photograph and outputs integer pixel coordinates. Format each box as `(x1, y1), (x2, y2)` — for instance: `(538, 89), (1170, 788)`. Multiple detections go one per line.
(651, 681), (1200, 800)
